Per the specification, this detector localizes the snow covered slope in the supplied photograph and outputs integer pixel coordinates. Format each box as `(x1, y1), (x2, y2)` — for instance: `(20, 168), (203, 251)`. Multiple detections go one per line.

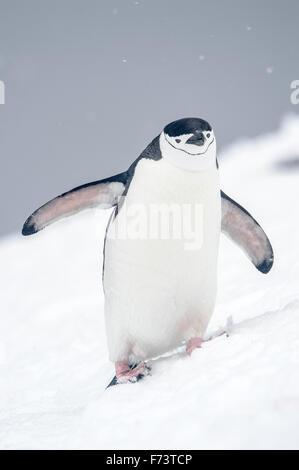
(1, 115), (299, 449)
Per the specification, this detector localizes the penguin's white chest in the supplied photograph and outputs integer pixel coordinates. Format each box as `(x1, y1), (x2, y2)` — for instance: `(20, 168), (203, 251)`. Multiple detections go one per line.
(103, 158), (221, 362)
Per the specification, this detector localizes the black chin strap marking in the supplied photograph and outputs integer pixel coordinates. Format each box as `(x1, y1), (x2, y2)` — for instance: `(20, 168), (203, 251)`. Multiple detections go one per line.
(164, 134), (215, 156)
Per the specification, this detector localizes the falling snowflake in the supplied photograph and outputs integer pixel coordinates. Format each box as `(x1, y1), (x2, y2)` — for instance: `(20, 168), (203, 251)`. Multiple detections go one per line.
(266, 66), (274, 74)
(246, 25), (252, 31)
(112, 7), (118, 15)
(122, 58), (127, 63)
(199, 55), (205, 61)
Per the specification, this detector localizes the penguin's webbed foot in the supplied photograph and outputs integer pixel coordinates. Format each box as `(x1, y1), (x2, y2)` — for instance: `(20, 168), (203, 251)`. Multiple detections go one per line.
(186, 337), (205, 355)
(115, 361), (151, 384)
(187, 330), (227, 355)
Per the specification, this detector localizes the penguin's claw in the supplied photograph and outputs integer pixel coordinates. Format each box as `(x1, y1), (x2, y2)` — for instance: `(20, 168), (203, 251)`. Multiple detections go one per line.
(116, 362), (151, 384)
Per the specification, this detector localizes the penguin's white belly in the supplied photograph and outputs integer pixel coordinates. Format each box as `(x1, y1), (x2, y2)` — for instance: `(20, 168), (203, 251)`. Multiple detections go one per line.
(103, 158), (221, 362)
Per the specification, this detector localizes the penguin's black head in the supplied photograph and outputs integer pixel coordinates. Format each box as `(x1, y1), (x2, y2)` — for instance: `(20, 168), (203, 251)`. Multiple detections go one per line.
(163, 117), (215, 156)
(164, 117), (212, 138)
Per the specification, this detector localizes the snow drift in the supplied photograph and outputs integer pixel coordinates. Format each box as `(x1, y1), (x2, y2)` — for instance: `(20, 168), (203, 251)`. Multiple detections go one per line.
(1, 115), (299, 449)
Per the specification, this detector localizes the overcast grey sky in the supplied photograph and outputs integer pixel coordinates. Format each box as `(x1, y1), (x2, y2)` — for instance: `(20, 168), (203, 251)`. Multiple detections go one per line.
(0, 0), (298, 236)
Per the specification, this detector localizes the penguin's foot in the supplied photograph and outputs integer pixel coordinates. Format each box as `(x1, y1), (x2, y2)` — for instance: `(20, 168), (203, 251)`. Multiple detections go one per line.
(186, 337), (205, 355)
(187, 330), (227, 355)
(115, 361), (151, 384)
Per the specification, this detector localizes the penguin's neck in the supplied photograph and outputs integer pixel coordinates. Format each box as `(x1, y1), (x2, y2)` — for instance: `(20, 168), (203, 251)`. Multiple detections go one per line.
(127, 156), (220, 207)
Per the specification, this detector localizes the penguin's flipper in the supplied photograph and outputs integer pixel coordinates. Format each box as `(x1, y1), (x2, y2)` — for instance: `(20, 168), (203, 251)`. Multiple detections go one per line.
(221, 191), (274, 273)
(22, 172), (128, 236)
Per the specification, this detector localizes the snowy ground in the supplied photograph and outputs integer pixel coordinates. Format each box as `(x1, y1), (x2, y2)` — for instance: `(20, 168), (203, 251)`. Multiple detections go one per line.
(1, 115), (299, 450)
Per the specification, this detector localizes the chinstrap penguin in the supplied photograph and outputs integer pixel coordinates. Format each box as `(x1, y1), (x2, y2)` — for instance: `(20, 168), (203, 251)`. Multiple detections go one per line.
(22, 117), (274, 385)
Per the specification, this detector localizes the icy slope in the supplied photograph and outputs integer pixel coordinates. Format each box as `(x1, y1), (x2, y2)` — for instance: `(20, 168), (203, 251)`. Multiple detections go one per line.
(1, 115), (299, 449)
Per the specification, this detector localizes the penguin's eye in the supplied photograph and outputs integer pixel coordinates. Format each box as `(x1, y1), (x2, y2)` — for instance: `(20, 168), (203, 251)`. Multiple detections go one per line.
(206, 133), (211, 138)
(175, 138), (181, 143)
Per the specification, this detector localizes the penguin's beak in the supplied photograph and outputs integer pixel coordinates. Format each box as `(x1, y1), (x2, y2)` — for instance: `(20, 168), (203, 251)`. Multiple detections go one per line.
(186, 133), (205, 146)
